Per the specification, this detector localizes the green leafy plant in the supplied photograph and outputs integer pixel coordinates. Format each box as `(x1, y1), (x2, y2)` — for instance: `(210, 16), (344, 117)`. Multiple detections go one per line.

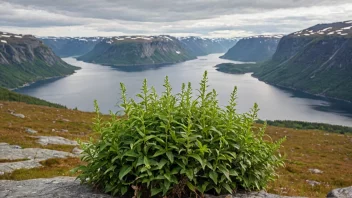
(75, 71), (285, 197)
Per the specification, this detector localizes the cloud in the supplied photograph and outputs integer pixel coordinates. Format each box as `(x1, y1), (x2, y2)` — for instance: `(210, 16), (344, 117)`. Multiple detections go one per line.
(0, 2), (85, 27)
(0, 0), (351, 37)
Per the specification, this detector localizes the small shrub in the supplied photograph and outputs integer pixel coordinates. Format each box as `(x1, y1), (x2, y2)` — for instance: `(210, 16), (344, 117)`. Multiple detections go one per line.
(76, 71), (285, 197)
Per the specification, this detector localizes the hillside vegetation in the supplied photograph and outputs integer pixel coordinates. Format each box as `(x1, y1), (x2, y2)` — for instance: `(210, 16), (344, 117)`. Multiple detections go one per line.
(254, 21), (352, 102)
(257, 120), (352, 134)
(0, 31), (79, 89)
(220, 35), (282, 62)
(215, 63), (261, 74)
(78, 35), (195, 66)
(0, 87), (65, 108)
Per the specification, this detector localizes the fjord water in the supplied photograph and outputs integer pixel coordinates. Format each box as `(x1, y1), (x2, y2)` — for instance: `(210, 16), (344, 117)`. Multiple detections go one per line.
(17, 54), (352, 126)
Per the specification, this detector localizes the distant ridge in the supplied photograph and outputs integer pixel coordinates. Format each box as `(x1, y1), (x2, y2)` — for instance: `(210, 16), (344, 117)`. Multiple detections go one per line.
(77, 35), (196, 66)
(177, 36), (239, 56)
(254, 20), (352, 102)
(0, 31), (79, 89)
(40, 37), (104, 57)
(220, 35), (283, 62)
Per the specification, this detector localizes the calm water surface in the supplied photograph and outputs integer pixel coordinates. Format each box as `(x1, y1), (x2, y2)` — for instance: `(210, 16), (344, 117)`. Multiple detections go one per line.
(16, 54), (352, 126)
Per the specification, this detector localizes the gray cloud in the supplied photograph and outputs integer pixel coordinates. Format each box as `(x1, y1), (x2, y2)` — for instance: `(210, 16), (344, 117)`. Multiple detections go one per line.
(0, 0), (351, 37)
(5, 0), (351, 22)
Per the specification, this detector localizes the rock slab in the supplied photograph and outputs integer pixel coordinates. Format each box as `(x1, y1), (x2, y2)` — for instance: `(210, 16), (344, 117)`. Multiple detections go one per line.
(34, 136), (78, 146)
(0, 176), (349, 198)
(0, 177), (112, 198)
(0, 177), (306, 198)
(327, 186), (352, 198)
(0, 143), (75, 173)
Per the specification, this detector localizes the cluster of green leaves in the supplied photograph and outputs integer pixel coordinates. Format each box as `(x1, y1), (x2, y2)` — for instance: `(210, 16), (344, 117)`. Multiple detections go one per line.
(257, 120), (352, 134)
(76, 71), (284, 197)
(0, 86), (66, 108)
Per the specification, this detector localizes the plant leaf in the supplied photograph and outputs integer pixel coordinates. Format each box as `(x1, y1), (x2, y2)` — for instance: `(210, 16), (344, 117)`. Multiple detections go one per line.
(151, 188), (163, 196)
(189, 154), (205, 169)
(119, 165), (133, 180)
(209, 171), (218, 184)
(186, 181), (196, 192)
(152, 150), (166, 157)
(157, 158), (168, 170)
(222, 183), (233, 194)
(166, 151), (174, 163)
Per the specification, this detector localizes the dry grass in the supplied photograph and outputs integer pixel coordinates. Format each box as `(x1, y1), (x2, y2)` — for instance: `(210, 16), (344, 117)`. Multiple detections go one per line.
(0, 158), (81, 180)
(265, 126), (352, 197)
(0, 101), (351, 197)
(0, 101), (101, 151)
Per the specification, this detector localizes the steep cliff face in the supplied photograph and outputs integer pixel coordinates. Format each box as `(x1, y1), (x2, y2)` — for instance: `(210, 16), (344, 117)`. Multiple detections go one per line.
(0, 31), (79, 89)
(177, 37), (238, 56)
(78, 35), (196, 66)
(220, 35), (282, 62)
(254, 21), (352, 101)
(40, 37), (103, 57)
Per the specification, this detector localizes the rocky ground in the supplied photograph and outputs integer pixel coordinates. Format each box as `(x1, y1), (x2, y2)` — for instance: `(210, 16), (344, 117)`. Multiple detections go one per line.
(0, 177), (302, 198)
(0, 177), (351, 197)
(0, 101), (351, 197)
(0, 142), (77, 174)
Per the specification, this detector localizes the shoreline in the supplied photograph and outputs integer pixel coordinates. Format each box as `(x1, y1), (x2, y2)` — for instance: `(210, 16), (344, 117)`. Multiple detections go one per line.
(253, 75), (352, 104)
(215, 67), (352, 104)
(77, 57), (198, 68)
(10, 72), (78, 91)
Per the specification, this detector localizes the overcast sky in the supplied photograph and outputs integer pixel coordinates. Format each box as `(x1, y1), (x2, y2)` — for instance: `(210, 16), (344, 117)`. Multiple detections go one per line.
(1, 0), (352, 38)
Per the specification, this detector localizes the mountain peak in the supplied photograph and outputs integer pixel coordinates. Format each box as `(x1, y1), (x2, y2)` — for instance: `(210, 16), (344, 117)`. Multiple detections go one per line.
(290, 21), (352, 37)
(104, 35), (177, 45)
(243, 34), (284, 39)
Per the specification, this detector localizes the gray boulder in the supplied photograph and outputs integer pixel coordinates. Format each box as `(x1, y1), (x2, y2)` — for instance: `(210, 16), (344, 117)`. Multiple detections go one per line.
(308, 168), (323, 174)
(25, 128), (37, 134)
(34, 136), (78, 146)
(0, 177), (112, 198)
(11, 113), (25, 118)
(327, 186), (352, 198)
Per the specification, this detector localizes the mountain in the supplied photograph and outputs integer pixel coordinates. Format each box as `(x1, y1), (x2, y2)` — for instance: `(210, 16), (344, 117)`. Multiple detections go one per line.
(220, 35), (283, 62)
(177, 37), (238, 56)
(40, 37), (103, 57)
(253, 20), (352, 102)
(77, 35), (196, 66)
(0, 31), (79, 89)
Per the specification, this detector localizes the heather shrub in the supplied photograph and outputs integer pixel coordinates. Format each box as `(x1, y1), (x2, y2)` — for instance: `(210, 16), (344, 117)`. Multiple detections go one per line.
(76, 71), (284, 197)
